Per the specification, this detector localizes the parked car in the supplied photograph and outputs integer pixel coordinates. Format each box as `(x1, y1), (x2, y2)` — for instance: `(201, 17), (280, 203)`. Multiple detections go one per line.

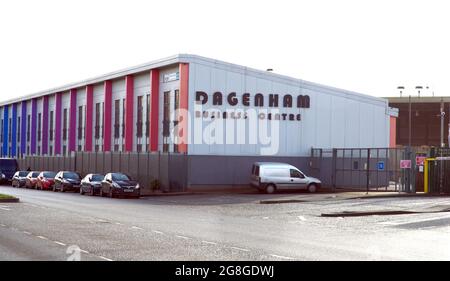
(0, 158), (18, 184)
(80, 174), (105, 196)
(25, 171), (41, 189)
(53, 171), (82, 192)
(12, 171), (29, 188)
(250, 162), (321, 194)
(36, 171), (57, 190)
(100, 173), (140, 198)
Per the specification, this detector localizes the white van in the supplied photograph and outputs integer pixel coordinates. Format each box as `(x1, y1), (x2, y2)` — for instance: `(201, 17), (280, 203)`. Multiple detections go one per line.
(251, 162), (321, 194)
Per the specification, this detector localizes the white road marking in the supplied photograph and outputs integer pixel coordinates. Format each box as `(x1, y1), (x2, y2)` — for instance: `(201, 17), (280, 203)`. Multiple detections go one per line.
(54, 241), (66, 246)
(115, 222), (123, 225)
(270, 254), (295, 260)
(23, 231), (32, 235)
(131, 226), (143, 230)
(99, 256), (114, 261)
(202, 241), (218, 245)
(175, 235), (190, 240)
(37, 236), (48, 240)
(229, 246), (250, 252)
(152, 230), (164, 235)
(262, 217), (269, 220)
(0, 207), (11, 211)
(80, 249), (89, 254)
(0, 224), (6, 227)
(298, 216), (307, 221)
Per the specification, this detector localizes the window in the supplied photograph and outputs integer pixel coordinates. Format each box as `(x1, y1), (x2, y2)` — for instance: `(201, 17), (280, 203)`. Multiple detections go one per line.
(137, 96), (143, 138)
(173, 90), (180, 153)
(49, 111), (54, 141)
(37, 113), (41, 141)
(63, 145), (66, 156)
(78, 106), (83, 140)
(95, 103), (100, 139)
(63, 109), (68, 141)
(0, 119), (3, 143)
(114, 100), (120, 139)
(27, 115), (30, 142)
(17, 117), (20, 143)
(101, 102), (104, 138)
(49, 146), (53, 156)
(290, 169), (304, 179)
(163, 91), (170, 152)
(146, 94), (150, 138)
(8, 118), (12, 142)
(122, 98), (125, 138)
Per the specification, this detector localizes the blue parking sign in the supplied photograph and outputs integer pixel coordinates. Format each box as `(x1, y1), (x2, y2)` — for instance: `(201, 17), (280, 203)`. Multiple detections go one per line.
(377, 161), (385, 171)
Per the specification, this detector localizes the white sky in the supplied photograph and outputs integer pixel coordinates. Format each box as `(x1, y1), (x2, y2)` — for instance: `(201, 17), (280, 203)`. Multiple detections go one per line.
(1, 0), (449, 102)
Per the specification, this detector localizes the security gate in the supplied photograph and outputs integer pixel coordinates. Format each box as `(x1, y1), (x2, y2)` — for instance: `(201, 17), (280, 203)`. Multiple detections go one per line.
(311, 147), (421, 192)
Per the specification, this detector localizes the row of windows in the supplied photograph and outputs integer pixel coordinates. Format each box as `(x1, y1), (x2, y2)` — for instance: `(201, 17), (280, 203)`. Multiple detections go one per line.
(0, 91), (182, 156)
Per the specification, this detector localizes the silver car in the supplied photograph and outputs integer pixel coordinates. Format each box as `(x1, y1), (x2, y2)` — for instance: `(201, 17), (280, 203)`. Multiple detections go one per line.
(251, 162), (321, 194)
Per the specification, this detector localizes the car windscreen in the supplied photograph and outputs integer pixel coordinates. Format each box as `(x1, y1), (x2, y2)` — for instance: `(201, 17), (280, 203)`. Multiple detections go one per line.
(31, 172), (40, 178)
(91, 174), (104, 181)
(112, 174), (131, 181)
(64, 172), (80, 180)
(43, 172), (57, 178)
(19, 171), (28, 177)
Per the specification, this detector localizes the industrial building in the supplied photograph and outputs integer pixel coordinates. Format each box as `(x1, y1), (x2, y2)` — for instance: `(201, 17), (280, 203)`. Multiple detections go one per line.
(0, 54), (397, 187)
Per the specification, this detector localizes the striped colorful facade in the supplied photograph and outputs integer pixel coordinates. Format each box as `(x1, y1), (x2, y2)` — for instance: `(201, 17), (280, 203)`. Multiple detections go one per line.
(0, 55), (189, 158)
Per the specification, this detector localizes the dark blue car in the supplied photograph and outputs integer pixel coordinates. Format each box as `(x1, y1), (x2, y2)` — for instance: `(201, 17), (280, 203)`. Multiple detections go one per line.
(0, 158), (18, 184)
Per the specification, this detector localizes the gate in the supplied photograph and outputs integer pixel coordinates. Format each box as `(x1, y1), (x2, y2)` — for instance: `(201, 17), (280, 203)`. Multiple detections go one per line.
(311, 147), (422, 192)
(424, 147), (450, 194)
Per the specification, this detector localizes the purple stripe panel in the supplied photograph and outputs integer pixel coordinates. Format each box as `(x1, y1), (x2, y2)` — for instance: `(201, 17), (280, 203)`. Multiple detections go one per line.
(20, 101), (27, 156)
(30, 98), (37, 155)
(55, 93), (62, 155)
(69, 89), (77, 152)
(42, 96), (49, 155)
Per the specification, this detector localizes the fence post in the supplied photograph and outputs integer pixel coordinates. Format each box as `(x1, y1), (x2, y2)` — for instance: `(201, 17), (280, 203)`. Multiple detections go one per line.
(366, 148), (371, 194)
(331, 148), (337, 192)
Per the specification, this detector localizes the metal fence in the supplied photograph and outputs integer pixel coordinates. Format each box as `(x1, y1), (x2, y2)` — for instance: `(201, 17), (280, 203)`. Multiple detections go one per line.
(17, 152), (188, 194)
(311, 147), (421, 192)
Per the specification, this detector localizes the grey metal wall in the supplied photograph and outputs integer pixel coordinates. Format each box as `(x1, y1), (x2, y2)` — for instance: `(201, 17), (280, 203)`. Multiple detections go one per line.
(17, 152), (188, 195)
(186, 155), (312, 187)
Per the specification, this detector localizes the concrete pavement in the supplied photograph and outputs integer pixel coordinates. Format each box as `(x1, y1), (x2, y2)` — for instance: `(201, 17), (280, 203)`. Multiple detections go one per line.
(1, 185), (450, 260)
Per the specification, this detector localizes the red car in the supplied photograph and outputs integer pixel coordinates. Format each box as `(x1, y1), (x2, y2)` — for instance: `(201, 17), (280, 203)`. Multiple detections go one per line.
(25, 171), (40, 189)
(36, 171), (57, 190)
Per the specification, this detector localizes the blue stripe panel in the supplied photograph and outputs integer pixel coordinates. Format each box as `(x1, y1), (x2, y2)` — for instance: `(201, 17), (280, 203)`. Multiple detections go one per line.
(2, 105), (8, 156)
(11, 104), (17, 157)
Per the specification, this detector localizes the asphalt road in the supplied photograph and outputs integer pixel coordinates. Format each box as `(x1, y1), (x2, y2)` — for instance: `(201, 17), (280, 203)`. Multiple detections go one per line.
(1, 185), (450, 261)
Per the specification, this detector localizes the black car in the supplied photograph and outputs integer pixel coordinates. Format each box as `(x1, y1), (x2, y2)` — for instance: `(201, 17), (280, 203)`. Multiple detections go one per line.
(100, 173), (140, 198)
(12, 171), (29, 188)
(0, 158), (18, 184)
(53, 171), (82, 192)
(80, 174), (104, 196)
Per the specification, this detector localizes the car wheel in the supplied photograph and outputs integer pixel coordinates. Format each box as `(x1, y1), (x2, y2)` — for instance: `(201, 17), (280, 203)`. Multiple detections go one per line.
(53, 184), (57, 192)
(265, 184), (276, 194)
(80, 187), (84, 195)
(308, 184), (318, 193)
